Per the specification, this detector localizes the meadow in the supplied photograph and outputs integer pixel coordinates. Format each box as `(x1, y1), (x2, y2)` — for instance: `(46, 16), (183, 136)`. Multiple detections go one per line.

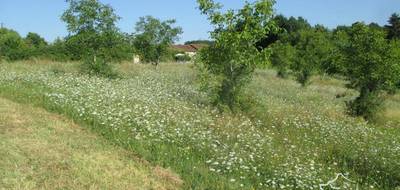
(0, 60), (399, 189)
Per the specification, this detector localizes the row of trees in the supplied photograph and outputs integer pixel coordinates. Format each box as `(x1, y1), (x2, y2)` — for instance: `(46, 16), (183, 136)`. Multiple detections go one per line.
(197, 0), (400, 120)
(266, 14), (400, 119)
(0, 0), (184, 75)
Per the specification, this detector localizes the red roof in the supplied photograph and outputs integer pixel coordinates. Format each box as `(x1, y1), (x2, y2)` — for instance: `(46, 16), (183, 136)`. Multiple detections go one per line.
(171, 44), (208, 52)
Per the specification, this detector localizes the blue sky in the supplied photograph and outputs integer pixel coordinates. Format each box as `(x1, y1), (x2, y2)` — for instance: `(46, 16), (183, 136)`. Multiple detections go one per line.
(0, 0), (399, 43)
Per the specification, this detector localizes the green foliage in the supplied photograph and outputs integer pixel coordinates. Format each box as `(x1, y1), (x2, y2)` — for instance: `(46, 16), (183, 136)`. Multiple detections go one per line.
(24, 32), (49, 58)
(61, 0), (124, 77)
(24, 32), (47, 48)
(46, 38), (71, 61)
(340, 23), (400, 119)
(270, 41), (296, 78)
(133, 16), (183, 66)
(61, 0), (123, 61)
(2, 62), (400, 189)
(0, 28), (29, 61)
(273, 15), (312, 45)
(197, 0), (276, 111)
(79, 57), (119, 79)
(292, 29), (333, 86)
(385, 13), (400, 40)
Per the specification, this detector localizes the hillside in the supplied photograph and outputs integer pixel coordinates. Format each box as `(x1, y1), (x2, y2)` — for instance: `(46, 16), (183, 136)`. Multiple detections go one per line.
(0, 61), (399, 189)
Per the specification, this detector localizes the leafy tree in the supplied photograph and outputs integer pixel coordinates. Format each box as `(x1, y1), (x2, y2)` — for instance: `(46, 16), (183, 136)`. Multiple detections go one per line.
(270, 41), (296, 78)
(368, 22), (383, 31)
(292, 29), (333, 86)
(385, 13), (400, 40)
(61, 0), (122, 77)
(0, 28), (28, 61)
(197, 0), (276, 111)
(25, 32), (47, 48)
(325, 29), (349, 75)
(270, 14), (311, 46)
(24, 32), (48, 58)
(340, 23), (400, 120)
(133, 16), (182, 66)
(45, 38), (71, 61)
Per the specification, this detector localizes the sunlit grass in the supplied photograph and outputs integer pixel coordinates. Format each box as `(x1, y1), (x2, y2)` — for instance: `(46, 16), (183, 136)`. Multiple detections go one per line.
(0, 60), (399, 189)
(0, 97), (181, 190)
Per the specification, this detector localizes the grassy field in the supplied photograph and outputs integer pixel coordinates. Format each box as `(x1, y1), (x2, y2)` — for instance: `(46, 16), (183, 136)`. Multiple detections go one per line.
(0, 97), (181, 190)
(0, 60), (399, 189)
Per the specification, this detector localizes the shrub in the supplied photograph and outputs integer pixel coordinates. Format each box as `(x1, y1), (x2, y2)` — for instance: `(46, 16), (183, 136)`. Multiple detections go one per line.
(0, 28), (29, 61)
(79, 58), (119, 79)
(175, 53), (191, 62)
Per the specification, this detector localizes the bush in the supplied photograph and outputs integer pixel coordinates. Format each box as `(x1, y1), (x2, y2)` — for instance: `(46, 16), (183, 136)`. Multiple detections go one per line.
(175, 53), (191, 62)
(79, 58), (119, 79)
(0, 28), (29, 61)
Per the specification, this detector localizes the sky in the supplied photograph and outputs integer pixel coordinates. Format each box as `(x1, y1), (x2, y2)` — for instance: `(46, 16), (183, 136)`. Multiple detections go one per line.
(0, 0), (399, 44)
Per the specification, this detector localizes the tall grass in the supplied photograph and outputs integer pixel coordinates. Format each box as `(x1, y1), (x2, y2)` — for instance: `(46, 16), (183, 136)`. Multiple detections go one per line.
(0, 60), (399, 189)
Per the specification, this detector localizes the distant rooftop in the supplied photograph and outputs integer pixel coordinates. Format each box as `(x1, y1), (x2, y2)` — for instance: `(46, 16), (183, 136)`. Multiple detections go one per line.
(171, 44), (208, 52)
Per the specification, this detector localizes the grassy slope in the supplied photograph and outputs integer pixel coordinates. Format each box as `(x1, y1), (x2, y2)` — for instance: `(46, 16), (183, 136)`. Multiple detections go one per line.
(0, 60), (399, 189)
(0, 97), (181, 190)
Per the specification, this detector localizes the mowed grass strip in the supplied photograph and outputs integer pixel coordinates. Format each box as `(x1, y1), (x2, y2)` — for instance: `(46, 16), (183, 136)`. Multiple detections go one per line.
(0, 98), (182, 190)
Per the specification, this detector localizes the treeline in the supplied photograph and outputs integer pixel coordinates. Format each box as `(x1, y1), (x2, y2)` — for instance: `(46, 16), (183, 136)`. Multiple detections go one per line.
(267, 14), (400, 84)
(0, 0), (185, 64)
(0, 27), (134, 62)
(263, 14), (400, 119)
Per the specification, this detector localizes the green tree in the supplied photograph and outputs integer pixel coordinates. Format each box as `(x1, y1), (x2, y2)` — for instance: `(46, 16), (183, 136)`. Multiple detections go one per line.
(24, 32), (48, 58)
(25, 32), (47, 48)
(292, 29), (333, 86)
(197, 0), (276, 111)
(385, 13), (400, 40)
(0, 28), (28, 61)
(61, 0), (122, 77)
(133, 16), (182, 66)
(270, 41), (296, 78)
(46, 38), (71, 61)
(340, 23), (400, 120)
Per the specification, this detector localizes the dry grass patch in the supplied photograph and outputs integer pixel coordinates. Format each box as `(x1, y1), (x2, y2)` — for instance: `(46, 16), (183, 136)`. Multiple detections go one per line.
(0, 98), (181, 190)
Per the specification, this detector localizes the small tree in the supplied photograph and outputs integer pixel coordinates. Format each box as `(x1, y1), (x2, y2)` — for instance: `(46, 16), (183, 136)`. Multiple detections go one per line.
(133, 16), (182, 66)
(46, 38), (71, 61)
(340, 23), (400, 120)
(385, 13), (400, 40)
(197, 0), (276, 111)
(24, 32), (48, 58)
(292, 28), (333, 86)
(25, 32), (47, 48)
(270, 41), (296, 78)
(61, 0), (122, 77)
